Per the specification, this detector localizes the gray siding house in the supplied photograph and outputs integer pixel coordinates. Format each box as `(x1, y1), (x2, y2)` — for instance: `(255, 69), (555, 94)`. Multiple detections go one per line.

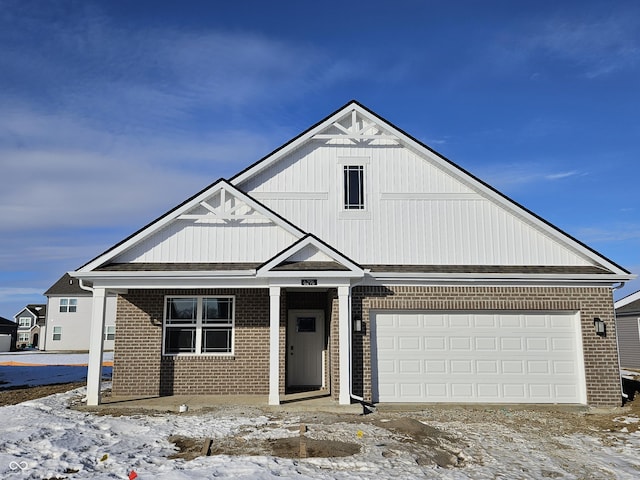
(615, 291), (640, 370)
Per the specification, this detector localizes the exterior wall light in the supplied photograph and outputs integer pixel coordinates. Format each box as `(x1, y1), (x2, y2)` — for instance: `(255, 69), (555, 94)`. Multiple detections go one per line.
(593, 318), (606, 337)
(353, 315), (362, 333)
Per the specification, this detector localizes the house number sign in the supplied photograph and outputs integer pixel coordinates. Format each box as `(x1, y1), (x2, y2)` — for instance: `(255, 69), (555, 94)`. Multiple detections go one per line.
(301, 279), (318, 285)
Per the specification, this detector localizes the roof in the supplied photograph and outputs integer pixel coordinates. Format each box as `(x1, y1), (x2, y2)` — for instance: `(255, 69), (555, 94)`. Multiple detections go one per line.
(16, 304), (47, 321)
(0, 316), (16, 327)
(232, 100), (631, 277)
(45, 273), (89, 295)
(615, 290), (640, 314)
(73, 101), (633, 282)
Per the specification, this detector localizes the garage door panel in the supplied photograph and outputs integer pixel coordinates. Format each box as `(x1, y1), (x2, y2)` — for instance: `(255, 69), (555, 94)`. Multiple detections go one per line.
(372, 311), (585, 404)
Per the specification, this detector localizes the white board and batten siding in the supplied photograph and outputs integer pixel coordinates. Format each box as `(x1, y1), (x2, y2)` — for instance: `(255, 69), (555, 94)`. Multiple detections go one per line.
(241, 143), (593, 267)
(371, 311), (587, 404)
(113, 217), (299, 264)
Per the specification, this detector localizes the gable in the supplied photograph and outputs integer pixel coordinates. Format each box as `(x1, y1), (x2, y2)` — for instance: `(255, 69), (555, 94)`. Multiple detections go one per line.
(80, 180), (304, 271)
(235, 103), (612, 269)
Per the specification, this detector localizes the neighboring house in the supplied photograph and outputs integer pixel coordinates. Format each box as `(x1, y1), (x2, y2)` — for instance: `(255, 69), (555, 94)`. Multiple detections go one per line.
(0, 316), (18, 352)
(615, 291), (640, 370)
(42, 273), (117, 352)
(14, 304), (46, 349)
(74, 101), (634, 407)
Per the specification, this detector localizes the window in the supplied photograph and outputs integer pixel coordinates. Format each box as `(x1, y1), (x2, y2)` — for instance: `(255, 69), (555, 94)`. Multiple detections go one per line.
(344, 165), (365, 210)
(18, 332), (30, 342)
(52, 326), (62, 341)
(60, 298), (77, 313)
(104, 325), (115, 341)
(18, 316), (31, 328)
(163, 296), (234, 355)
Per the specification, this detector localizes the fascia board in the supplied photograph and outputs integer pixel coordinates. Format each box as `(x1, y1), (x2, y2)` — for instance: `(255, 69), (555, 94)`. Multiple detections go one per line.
(351, 107), (627, 276)
(73, 270), (258, 280)
(615, 289), (640, 309)
(257, 235), (363, 276)
(369, 271), (633, 282)
(78, 181), (304, 273)
(258, 270), (361, 278)
(231, 102), (360, 186)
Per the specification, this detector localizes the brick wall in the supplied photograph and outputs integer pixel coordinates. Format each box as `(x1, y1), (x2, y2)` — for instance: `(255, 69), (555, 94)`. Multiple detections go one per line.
(113, 288), (284, 397)
(113, 285), (620, 407)
(351, 285), (620, 407)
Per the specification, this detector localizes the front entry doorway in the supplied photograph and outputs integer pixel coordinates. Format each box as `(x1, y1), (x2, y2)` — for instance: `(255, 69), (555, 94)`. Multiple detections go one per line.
(287, 309), (325, 390)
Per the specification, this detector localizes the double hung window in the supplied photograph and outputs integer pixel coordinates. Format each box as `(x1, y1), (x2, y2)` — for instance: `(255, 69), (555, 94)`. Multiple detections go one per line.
(52, 326), (62, 341)
(60, 298), (77, 313)
(163, 296), (234, 355)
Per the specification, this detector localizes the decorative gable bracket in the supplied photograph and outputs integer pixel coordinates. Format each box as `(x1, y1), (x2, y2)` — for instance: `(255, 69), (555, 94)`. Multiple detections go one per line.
(312, 108), (399, 144)
(178, 185), (272, 225)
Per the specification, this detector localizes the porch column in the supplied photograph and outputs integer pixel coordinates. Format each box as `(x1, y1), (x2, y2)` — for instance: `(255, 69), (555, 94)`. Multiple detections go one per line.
(338, 285), (351, 405)
(268, 287), (281, 405)
(86, 287), (107, 406)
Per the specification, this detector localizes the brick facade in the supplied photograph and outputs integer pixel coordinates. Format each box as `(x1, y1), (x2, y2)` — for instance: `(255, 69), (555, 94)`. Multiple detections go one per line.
(113, 288), (286, 397)
(113, 285), (621, 407)
(350, 285), (621, 407)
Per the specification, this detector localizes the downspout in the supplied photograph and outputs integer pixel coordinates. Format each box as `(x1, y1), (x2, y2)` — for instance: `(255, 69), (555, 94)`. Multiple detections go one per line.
(612, 282), (629, 401)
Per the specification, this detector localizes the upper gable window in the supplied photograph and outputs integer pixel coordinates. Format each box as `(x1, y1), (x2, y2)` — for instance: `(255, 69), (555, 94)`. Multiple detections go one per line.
(18, 316), (31, 328)
(344, 165), (365, 210)
(60, 298), (77, 313)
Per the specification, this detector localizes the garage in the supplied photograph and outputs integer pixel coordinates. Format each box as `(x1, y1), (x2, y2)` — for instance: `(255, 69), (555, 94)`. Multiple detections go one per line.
(371, 311), (586, 404)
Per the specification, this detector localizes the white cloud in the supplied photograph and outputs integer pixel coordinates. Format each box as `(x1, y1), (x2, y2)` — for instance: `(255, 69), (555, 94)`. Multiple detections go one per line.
(524, 10), (640, 78)
(0, 287), (46, 303)
(473, 163), (587, 190)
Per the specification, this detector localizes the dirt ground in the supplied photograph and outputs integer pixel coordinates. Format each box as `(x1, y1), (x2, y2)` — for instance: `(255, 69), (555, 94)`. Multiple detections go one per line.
(0, 382), (85, 406)
(4, 380), (640, 468)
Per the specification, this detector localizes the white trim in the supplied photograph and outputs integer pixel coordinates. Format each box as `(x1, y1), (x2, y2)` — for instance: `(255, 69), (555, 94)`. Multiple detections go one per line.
(338, 285), (351, 405)
(257, 235), (363, 278)
(232, 102), (629, 276)
(162, 295), (235, 357)
(86, 288), (107, 406)
(269, 287), (281, 405)
(78, 181), (304, 272)
(615, 290), (640, 309)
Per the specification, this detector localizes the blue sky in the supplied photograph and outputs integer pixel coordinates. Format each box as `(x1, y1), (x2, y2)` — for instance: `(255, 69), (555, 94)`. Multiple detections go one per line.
(1, 0), (640, 318)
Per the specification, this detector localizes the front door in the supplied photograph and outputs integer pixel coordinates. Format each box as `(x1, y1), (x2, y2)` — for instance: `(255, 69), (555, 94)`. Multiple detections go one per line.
(287, 309), (325, 388)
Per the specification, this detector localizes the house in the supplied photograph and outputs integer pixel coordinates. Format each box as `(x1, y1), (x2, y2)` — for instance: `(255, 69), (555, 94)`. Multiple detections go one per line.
(14, 304), (46, 349)
(73, 101), (634, 407)
(41, 273), (117, 352)
(0, 316), (18, 352)
(615, 290), (640, 370)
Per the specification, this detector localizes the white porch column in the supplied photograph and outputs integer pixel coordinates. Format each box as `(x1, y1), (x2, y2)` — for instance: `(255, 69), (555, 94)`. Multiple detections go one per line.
(268, 286), (281, 405)
(86, 287), (107, 406)
(338, 285), (351, 405)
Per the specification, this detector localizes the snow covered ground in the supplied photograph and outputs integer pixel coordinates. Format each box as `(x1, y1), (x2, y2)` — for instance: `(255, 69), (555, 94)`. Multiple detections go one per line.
(1, 355), (640, 479)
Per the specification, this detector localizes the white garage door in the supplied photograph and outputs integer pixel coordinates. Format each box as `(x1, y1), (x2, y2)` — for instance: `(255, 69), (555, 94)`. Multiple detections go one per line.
(371, 311), (586, 404)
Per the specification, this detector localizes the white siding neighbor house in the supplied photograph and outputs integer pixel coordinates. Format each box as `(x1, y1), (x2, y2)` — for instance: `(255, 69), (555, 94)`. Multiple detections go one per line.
(43, 274), (117, 352)
(73, 101), (633, 407)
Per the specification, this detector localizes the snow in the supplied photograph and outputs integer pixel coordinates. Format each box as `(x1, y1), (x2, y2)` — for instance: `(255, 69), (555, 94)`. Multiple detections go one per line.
(1, 356), (640, 479)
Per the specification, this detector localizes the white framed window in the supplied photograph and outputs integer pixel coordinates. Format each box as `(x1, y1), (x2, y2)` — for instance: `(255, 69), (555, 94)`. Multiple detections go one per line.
(52, 326), (62, 341)
(18, 316), (31, 328)
(60, 298), (77, 313)
(18, 332), (30, 342)
(104, 325), (115, 341)
(343, 165), (365, 210)
(163, 296), (234, 355)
